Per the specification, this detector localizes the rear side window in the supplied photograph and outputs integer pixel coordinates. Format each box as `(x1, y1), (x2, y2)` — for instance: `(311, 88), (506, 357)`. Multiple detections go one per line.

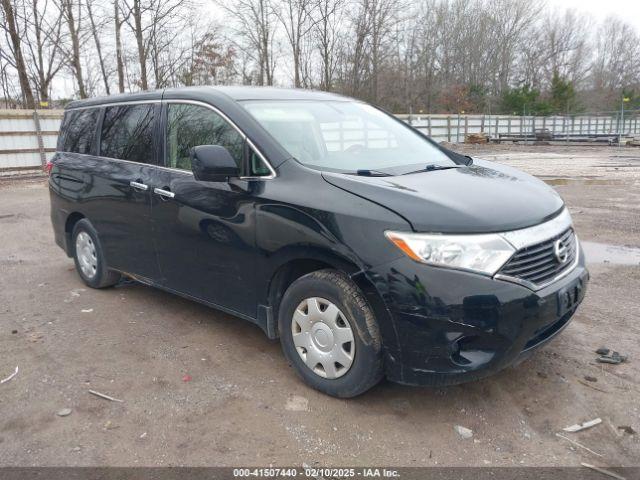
(100, 104), (156, 163)
(59, 109), (99, 154)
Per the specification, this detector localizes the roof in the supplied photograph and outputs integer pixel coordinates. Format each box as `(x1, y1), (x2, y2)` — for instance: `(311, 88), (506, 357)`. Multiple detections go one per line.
(205, 86), (349, 101)
(65, 90), (164, 109)
(65, 86), (350, 110)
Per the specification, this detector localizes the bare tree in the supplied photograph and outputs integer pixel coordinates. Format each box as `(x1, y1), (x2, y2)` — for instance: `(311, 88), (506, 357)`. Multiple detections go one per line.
(85, 0), (111, 94)
(179, 21), (237, 86)
(592, 16), (640, 93)
(0, 54), (22, 106)
(516, 8), (592, 92)
(21, 0), (65, 103)
(411, 0), (439, 111)
(149, 0), (192, 87)
(1, 0), (639, 114)
(312, 0), (343, 90)
(275, 0), (316, 87)
(345, 0), (370, 96)
(114, 0), (126, 93)
(487, 0), (541, 93)
(58, 0), (88, 98)
(219, 0), (278, 85)
(122, 0), (148, 89)
(367, 0), (401, 101)
(119, 0), (191, 90)
(0, 0), (36, 107)
(340, 0), (401, 101)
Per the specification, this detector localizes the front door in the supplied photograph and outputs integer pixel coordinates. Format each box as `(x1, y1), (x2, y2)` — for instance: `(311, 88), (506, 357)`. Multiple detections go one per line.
(150, 101), (263, 318)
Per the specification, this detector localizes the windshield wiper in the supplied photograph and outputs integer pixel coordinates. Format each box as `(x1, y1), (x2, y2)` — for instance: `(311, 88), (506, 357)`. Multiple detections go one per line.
(354, 169), (392, 177)
(401, 165), (461, 175)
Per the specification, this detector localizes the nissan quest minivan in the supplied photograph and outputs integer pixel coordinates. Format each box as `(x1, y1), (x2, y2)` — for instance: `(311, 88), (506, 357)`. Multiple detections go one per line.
(49, 87), (588, 397)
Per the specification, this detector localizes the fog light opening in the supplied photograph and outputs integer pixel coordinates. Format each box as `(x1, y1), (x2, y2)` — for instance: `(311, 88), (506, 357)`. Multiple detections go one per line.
(451, 335), (496, 367)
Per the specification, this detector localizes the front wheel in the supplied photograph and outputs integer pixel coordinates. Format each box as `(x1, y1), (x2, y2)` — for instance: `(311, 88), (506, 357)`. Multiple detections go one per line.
(278, 270), (383, 398)
(71, 218), (121, 289)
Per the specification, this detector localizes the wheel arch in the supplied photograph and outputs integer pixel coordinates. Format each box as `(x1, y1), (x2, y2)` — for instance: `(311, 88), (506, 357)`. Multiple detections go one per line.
(64, 211), (86, 256)
(261, 248), (398, 356)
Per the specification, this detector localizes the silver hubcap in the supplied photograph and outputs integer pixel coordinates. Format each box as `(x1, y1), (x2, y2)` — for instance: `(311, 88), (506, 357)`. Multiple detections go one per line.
(75, 231), (97, 279)
(291, 297), (355, 379)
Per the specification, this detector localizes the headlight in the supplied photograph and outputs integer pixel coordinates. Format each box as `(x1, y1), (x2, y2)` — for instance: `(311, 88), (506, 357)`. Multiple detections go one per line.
(385, 231), (516, 276)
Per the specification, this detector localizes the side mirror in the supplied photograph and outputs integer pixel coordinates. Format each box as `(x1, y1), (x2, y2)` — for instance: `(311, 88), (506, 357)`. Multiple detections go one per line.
(190, 145), (239, 182)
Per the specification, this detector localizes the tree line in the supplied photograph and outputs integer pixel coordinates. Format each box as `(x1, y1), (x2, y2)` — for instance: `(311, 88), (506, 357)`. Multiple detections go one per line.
(1, 0), (640, 113)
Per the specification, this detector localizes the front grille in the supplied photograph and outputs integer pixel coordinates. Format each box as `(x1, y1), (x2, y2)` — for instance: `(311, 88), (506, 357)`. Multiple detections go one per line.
(498, 228), (577, 287)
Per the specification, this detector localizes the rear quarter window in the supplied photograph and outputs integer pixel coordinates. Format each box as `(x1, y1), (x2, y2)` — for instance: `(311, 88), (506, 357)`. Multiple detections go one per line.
(58, 109), (99, 154)
(100, 104), (156, 163)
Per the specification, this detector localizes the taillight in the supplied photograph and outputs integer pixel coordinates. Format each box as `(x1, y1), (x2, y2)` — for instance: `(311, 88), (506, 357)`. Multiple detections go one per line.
(45, 161), (54, 175)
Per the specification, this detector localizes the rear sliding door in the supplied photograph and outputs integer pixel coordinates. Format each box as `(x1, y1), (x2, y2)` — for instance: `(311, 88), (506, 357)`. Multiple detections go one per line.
(93, 102), (162, 281)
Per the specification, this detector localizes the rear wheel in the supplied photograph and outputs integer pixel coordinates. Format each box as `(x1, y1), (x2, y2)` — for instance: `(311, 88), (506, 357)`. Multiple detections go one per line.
(278, 269), (383, 397)
(71, 219), (120, 288)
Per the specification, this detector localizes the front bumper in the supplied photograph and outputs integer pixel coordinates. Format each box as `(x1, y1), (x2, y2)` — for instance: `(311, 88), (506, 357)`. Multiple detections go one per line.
(366, 245), (589, 386)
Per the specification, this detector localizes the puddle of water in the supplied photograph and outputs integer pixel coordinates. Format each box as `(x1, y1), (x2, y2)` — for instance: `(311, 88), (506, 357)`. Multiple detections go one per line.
(581, 241), (640, 266)
(543, 178), (626, 186)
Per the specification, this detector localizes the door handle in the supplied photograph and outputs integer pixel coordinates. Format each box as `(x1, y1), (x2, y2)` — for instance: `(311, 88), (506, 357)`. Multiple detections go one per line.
(153, 187), (175, 199)
(129, 181), (149, 191)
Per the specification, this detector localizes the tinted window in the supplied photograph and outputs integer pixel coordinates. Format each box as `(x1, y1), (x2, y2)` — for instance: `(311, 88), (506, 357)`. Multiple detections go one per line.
(100, 104), (156, 163)
(166, 103), (245, 171)
(249, 150), (271, 176)
(59, 108), (99, 154)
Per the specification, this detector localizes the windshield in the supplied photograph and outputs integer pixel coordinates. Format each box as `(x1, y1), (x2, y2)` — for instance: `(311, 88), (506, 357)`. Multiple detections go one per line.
(241, 100), (455, 175)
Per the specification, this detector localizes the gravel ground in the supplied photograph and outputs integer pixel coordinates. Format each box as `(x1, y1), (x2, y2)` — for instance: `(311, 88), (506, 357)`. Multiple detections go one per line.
(0, 145), (638, 468)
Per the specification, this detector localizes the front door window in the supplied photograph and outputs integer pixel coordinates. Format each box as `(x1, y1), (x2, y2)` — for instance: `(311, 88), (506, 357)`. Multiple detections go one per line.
(166, 104), (244, 171)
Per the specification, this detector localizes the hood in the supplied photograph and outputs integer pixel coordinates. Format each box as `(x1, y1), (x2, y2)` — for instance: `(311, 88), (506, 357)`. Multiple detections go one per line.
(322, 158), (564, 233)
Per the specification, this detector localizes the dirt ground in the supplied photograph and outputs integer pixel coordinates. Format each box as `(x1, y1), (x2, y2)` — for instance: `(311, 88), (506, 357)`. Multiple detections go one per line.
(0, 145), (638, 468)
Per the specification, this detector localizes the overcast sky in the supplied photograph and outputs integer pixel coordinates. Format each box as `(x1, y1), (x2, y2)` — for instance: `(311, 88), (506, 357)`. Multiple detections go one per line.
(546, 0), (640, 31)
(49, 0), (640, 98)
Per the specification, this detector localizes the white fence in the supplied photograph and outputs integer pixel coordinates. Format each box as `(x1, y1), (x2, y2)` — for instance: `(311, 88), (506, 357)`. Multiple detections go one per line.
(398, 113), (640, 143)
(1, 109), (640, 174)
(0, 109), (63, 173)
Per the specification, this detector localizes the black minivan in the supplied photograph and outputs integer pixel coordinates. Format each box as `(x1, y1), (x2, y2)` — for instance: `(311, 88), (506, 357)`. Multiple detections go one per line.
(49, 87), (588, 397)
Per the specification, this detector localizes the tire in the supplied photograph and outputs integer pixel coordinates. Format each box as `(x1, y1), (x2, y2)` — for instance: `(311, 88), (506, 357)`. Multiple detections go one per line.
(278, 269), (383, 398)
(71, 218), (121, 289)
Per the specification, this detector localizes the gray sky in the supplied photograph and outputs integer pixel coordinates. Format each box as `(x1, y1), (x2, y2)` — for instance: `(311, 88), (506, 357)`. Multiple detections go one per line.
(546, 0), (640, 31)
(50, 0), (640, 98)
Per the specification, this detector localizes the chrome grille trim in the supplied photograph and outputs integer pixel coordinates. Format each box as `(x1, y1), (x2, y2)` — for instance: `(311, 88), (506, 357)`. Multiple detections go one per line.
(495, 231), (579, 291)
(493, 208), (580, 291)
(499, 208), (572, 251)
